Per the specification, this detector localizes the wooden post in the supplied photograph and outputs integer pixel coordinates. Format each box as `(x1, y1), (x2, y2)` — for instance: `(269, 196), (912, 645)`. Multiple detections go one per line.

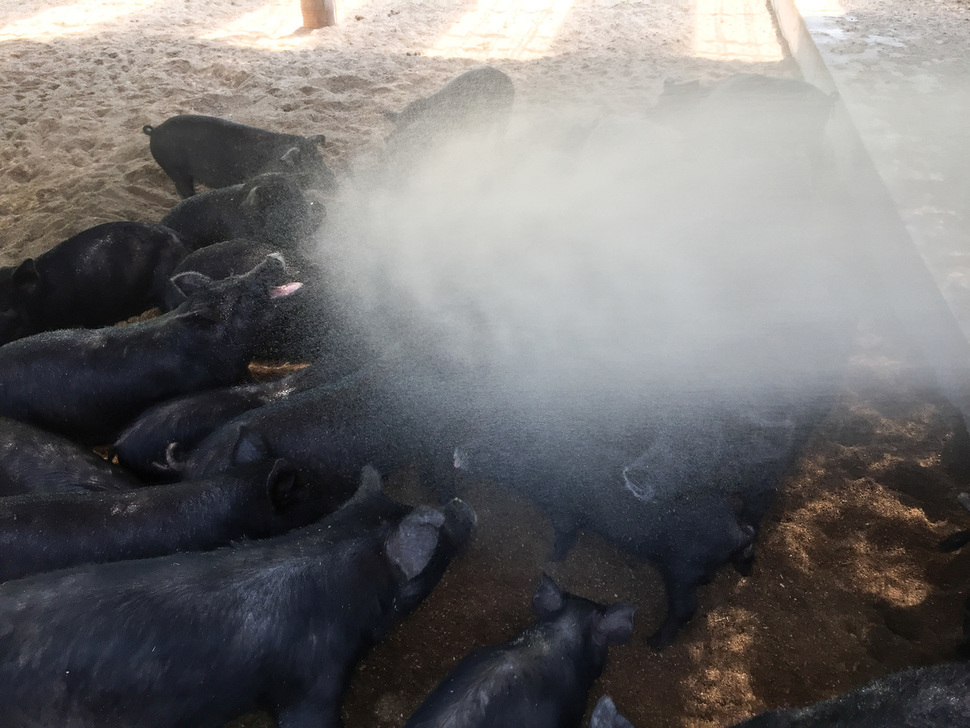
(301, 0), (336, 28)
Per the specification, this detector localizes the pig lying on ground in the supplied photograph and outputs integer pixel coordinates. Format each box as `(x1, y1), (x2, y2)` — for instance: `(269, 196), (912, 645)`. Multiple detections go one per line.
(0, 467), (474, 727)
(404, 574), (634, 728)
(144, 113), (337, 198)
(0, 416), (141, 496)
(455, 401), (826, 649)
(159, 172), (325, 250)
(112, 364), (326, 481)
(0, 452), (325, 582)
(0, 255), (301, 445)
(728, 663), (970, 727)
(0, 221), (188, 345)
(590, 697), (636, 728)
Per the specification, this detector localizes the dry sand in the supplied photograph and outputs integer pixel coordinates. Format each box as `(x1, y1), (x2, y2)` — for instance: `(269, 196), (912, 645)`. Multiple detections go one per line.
(1, 1), (969, 727)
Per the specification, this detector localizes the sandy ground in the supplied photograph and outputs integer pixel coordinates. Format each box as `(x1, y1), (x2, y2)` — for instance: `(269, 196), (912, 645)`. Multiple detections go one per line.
(2, 1), (970, 727)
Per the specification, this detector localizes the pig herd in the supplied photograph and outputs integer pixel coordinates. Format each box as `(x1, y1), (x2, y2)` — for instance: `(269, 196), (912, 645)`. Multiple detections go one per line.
(0, 66), (967, 726)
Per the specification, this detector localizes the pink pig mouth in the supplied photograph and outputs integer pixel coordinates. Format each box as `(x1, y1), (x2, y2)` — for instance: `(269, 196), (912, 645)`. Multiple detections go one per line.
(269, 282), (303, 299)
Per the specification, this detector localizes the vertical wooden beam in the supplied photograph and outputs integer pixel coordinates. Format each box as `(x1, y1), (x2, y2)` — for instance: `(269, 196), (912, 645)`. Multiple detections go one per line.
(301, 0), (336, 28)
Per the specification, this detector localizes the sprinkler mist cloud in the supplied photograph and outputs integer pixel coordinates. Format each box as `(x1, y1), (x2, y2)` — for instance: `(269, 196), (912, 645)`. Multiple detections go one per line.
(316, 85), (860, 431)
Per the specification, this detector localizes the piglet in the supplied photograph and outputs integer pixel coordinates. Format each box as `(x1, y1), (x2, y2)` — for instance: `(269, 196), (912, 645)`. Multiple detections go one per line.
(0, 255), (301, 444)
(0, 448), (325, 582)
(0, 467), (475, 727)
(403, 575), (635, 728)
(144, 113), (337, 197)
(0, 416), (141, 496)
(112, 364), (324, 481)
(0, 221), (188, 345)
(159, 172), (325, 250)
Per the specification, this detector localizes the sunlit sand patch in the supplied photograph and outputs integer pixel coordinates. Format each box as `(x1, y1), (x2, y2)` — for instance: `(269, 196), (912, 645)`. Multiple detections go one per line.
(425, 0), (574, 61)
(692, 0), (786, 62)
(0, 0), (158, 41)
(200, 0), (315, 50)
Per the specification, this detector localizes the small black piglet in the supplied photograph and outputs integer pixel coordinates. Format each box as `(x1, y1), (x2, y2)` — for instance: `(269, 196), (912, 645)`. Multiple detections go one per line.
(403, 575), (635, 728)
(112, 364), (324, 481)
(144, 113), (337, 197)
(0, 452), (324, 582)
(0, 416), (141, 496)
(159, 172), (325, 250)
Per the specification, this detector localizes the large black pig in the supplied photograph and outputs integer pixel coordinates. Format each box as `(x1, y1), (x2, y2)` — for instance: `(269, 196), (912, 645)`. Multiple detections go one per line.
(0, 454), (324, 582)
(0, 255), (301, 444)
(728, 663), (970, 727)
(0, 221), (188, 345)
(159, 172), (325, 250)
(0, 467), (475, 727)
(404, 574), (635, 728)
(0, 416), (141, 496)
(144, 113), (337, 197)
(112, 364), (325, 481)
(455, 401), (826, 649)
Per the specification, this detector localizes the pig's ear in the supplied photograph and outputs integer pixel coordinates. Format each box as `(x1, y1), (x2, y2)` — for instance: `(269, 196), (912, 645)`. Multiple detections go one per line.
(532, 573), (564, 617)
(590, 697), (635, 728)
(11, 259), (38, 288)
(309, 134), (326, 146)
(593, 603), (637, 647)
(169, 271), (213, 299)
(386, 506), (446, 580)
(279, 146), (301, 167)
(231, 426), (269, 465)
(267, 459), (301, 511)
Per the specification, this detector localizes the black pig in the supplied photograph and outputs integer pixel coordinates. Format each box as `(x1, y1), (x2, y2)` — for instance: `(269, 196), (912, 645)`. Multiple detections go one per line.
(0, 255), (301, 444)
(0, 454), (324, 582)
(159, 172), (325, 250)
(0, 416), (141, 496)
(0, 221), (188, 344)
(0, 467), (475, 727)
(404, 575), (635, 728)
(380, 67), (515, 180)
(144, 113), (337, 197)
(159, 236), (334, 361)
(176, 364), (458, 502)
(112, 364), (325, 481)
(385, 67), (514, 139)
(729, 663), (970, 727)
(590, 697), (636, 728)
(455, 402), (825, 649)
